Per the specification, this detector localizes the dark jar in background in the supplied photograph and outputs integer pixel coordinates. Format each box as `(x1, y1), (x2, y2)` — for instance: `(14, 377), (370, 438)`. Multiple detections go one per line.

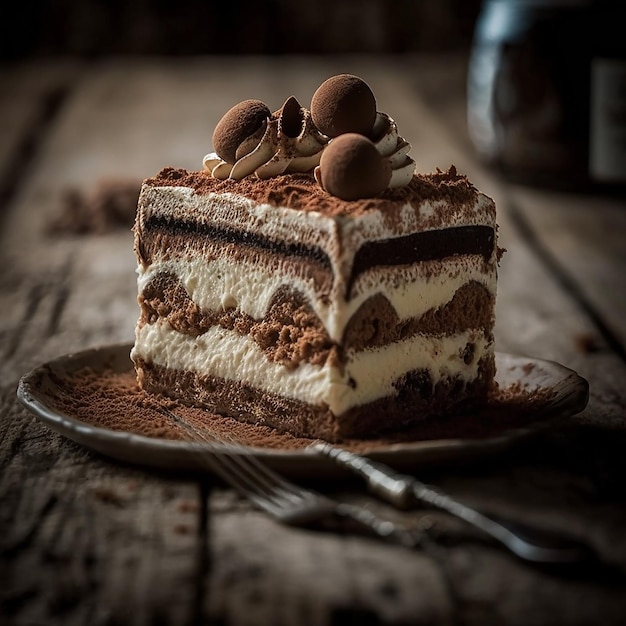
(467, 0), (626, 192)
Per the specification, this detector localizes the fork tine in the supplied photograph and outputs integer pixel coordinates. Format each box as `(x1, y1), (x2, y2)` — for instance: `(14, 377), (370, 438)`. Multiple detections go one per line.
(160, 407), (305, 511)
(158, 407), (416, 544)
(208, 432), (315, 503)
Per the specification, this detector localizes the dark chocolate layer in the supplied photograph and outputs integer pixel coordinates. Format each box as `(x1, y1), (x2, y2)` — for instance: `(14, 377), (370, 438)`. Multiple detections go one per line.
(135, 229), (333, 298)
(138, 214), (496, 296)
(349, 225), (494, 295)
(140, 214), (332, 269)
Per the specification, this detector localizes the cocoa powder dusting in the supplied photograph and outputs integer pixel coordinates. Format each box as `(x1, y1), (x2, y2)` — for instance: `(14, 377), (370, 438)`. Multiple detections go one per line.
(146, 166), (479, 218)
(40, 365), (557, 453)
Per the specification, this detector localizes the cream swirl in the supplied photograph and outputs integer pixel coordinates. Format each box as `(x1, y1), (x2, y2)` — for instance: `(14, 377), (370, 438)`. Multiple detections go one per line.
(370, 112), (415, 188)
(204, 97), (328, 181)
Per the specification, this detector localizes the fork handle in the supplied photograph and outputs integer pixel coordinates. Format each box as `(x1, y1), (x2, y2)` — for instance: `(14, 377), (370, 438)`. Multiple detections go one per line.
(314, 443), (416, 508)
(313, 443), (592, 564)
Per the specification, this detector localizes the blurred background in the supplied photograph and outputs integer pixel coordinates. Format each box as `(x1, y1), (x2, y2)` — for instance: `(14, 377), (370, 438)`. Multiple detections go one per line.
(1, 0), (483, 58)
(3, 0), (625, 194)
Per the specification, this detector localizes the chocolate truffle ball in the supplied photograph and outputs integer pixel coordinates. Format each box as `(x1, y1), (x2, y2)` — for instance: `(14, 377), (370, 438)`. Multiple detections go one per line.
(213, 99), (271, 164)
(317, 133), (391, 200)
(311, 74), (377, 138)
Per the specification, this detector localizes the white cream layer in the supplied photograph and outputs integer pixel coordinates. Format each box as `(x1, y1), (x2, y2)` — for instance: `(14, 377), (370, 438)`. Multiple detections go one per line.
(132, 322), (491, 416)
(137, 255), (496, 343)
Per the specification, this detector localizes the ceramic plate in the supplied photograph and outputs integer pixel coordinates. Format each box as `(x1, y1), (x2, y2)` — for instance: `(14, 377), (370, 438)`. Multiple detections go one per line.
(16, 343), (589, 478)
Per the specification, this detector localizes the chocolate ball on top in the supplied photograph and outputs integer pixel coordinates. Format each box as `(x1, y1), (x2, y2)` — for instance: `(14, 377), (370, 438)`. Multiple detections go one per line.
(212, 99), (271, 164)
(311, 74), (377, 138)
(316, 133), (391, 201)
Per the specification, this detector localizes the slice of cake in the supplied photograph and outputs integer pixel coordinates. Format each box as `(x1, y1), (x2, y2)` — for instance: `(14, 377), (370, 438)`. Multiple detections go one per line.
(131, 74), (499, 442)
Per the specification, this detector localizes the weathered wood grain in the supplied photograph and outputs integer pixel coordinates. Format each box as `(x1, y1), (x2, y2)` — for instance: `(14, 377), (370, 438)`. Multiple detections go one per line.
(206, 496), (453, 626)
(0, 61), (82, 190)
(508, 185), (626, 355)
(0, 387), (205, 626)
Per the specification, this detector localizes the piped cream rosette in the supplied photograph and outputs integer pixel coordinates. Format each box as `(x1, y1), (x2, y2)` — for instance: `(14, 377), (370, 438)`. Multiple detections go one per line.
(370, 112), (415, 188)
(204, 97), (328, 181)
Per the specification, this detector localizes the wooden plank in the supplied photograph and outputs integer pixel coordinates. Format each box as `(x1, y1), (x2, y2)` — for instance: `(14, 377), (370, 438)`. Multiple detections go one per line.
(0, 388), (204, 626)
(509, 185), (626, 353)
(205, 498), (452, 625)
(0, 61), (82, 211)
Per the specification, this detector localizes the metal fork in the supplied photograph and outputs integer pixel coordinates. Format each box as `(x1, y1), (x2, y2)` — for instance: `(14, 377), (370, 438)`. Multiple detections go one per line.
(313, 442), (595, 565)
(159, 408), (417, 546)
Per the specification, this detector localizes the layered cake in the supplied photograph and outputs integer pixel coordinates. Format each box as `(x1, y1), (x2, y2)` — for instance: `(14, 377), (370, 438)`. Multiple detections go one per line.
(131, 74), (499, 442)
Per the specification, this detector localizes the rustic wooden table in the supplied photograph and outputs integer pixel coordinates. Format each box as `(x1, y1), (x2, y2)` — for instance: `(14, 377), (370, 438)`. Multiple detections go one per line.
(1, 55), (625, 626)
